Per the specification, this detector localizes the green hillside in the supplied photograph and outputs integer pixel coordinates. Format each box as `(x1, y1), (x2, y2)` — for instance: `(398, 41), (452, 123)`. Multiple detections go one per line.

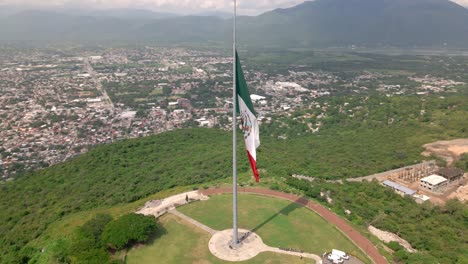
(0, 128), (236, 262)
(0, 94), (467, 262)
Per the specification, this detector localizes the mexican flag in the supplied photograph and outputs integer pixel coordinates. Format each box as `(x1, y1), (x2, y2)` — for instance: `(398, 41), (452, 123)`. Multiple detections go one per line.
(236, 51), (260, 182)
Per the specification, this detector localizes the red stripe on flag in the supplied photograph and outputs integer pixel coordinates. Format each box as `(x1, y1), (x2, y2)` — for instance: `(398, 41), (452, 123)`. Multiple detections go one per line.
(246, 150), (259, 182)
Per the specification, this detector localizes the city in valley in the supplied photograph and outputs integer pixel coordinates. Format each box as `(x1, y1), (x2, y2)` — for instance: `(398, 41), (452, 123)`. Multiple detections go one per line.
(0, 47), (466, 180)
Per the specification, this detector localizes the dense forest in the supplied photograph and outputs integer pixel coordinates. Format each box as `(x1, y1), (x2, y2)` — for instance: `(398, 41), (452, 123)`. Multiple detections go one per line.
(0, 93), (467, 263)
(261, 94), (467, 178)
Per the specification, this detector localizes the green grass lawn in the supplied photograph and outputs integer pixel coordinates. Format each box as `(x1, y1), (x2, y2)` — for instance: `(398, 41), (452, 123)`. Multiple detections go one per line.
(178, 194), (369, 262)
(125, 214), (315, 264)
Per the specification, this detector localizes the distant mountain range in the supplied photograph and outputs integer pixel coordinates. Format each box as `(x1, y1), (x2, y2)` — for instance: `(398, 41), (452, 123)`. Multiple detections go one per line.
(1, 0), (468, 48)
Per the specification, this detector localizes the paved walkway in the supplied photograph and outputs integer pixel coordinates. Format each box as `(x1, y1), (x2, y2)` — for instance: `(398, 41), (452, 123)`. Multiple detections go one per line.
(268, 246), (323, 263)
(201, 188), (388, 264)
(137, 190), (208, 218)
(208, 228), (323, 263)
(208, 229), (266, 261)
(169, 209), (217, 235)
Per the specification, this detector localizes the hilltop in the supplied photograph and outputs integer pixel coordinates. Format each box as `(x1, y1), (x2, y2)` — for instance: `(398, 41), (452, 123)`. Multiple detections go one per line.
(1, 92), (467, 262)
(241, 0), (468, 47)
(1, 0), (468, 48)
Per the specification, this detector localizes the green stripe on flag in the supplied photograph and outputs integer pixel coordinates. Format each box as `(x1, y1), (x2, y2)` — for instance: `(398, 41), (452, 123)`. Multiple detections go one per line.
(235, 51), (256, 116)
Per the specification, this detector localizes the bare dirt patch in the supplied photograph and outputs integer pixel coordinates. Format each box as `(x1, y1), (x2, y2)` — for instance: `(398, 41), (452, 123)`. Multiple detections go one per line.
(448, 182), (468, 202)
(368, 226), (417, 253)
(422, 139), (468, 165)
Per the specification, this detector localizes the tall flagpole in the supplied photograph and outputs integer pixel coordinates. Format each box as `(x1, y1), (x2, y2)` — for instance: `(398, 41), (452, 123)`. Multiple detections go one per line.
(232, 0), (239, 247)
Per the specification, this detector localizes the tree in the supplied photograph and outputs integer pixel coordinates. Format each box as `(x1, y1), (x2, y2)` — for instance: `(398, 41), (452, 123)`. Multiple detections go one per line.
(72, 247), (109, 264)
(163, 86), (172, 96)
(70, 230), (109, 264)
(455, 153), (468, 171)
(135, 109), (147, 118)
(81, 214), (113, 242)
(69, 214), (113, 263)
(101, 214), (157, 250)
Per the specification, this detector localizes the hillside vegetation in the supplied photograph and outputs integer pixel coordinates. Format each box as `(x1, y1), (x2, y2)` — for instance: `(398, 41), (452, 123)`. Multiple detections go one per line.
(0, 128), (235, 262)
(0, 94), (467, 262)
(286, 179), (468, 263)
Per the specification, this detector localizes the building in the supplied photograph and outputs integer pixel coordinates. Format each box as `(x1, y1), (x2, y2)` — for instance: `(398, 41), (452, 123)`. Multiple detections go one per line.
(420, 175), (448, 193)
(120, 111), (137, 119)
(413, 194), (431, 204)
(168, 102), (179, 108)
(177, 98), (192, 109)
(436, 167), (464, 184)
(382, 180), (417, 196)
(89, 56), (102, 62)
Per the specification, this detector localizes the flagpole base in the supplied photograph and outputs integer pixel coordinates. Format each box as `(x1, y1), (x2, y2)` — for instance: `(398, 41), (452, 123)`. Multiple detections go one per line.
(209, 229), (265, 261)
(230, 239), (240, 250)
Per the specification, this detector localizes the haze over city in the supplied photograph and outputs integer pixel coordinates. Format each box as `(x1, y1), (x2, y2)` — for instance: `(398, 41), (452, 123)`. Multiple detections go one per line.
(1, 0), (468, 15)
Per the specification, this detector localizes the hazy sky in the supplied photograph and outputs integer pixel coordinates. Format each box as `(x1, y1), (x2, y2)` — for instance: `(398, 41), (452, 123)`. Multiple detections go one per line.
(1, 0), (467, 15)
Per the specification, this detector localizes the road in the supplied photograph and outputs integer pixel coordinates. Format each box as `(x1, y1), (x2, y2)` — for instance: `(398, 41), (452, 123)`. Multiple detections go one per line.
(294, 160), (437, 184)
(84, 57), (115, 110)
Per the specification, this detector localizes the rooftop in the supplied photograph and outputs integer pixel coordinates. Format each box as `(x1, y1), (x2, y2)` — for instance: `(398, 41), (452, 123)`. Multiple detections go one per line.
(250, 94), (266, 101)
(421, 175), (448, 186)
(382, 180), (416, 195)
(436, 167), (464, 179)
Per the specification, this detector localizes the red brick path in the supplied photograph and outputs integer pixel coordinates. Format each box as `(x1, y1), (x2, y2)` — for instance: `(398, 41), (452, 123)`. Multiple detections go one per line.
(201, 187), (388, 264)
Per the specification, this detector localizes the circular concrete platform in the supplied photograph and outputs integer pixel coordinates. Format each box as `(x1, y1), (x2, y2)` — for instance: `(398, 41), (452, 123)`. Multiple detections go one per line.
(208, 229), (267, 261)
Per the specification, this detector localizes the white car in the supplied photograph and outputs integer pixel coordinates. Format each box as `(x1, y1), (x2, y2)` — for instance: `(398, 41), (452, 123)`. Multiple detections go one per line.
(327, 253), (344, 264)
(332, 249), (350, 260)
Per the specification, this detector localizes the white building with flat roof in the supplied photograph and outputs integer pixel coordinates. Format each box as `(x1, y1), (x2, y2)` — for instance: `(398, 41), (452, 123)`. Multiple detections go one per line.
(250, 94), (267, 105)
(250, 94), (266, 101)
(420, 175), (448, 193)
(90, 56), (102, 61)
(275, 82), (308, 92)
(120, 111), (137, 119)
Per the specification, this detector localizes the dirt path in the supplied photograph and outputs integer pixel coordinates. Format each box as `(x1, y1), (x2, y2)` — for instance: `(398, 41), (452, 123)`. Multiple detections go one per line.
(201, 187), (388, 264)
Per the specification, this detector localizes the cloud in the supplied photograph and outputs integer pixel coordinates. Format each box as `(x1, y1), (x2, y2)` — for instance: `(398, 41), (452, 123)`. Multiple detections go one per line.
(0, 0), (306, 15)
(451, 0), (468, 6)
